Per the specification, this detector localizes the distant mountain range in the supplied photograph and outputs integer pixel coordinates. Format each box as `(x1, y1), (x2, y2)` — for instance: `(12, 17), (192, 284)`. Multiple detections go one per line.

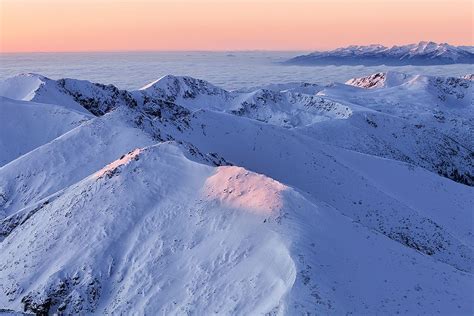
(286, 41), (474, 66)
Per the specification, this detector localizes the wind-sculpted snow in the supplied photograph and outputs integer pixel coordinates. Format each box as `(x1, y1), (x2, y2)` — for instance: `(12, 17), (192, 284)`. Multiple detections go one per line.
(286, 41), (474, 66)
(0, 71), (472, 314)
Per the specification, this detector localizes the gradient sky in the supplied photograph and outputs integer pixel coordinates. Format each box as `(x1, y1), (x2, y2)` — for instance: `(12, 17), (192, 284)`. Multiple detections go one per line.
(1, 0), (472, 53)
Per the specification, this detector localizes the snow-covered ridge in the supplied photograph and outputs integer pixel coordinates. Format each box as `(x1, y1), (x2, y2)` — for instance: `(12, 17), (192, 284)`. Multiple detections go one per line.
(2, 140), (472, 314)
(345, 71), (416, 89)
(344, 71), (473, 106)
(0, 73), (138, 116)
(0, 73), (351, 128)
(139, 74), (232, 103)
(287, 41), (474, 65)
(345, 71), (473, 95)
(137, 74), (349, 127)
(1, 71), (472, 184)
(0, 70), (473, 314)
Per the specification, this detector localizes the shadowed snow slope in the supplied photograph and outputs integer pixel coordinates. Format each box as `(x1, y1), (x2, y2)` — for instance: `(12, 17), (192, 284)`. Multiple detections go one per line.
(0, 97), (92, 167)
(0, 71), (472, 315)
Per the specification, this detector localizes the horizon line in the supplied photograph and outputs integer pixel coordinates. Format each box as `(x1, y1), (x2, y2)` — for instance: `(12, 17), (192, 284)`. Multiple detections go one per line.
(2, 41), (473, 55)
(0, 49), (311, 54)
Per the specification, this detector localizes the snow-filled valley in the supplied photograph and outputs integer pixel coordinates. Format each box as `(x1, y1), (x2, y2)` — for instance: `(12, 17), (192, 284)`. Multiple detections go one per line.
(0, 71), (472, 315)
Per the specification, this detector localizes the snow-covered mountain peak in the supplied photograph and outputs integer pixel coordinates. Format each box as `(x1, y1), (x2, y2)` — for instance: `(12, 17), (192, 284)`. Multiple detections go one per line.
(404, 41), (465, 60)
(0, 73), (48, 101)
(287, 41), (474, 65)
(0, 141), (299, 314)
(138, 74), (232, 108)
(345, 71), (415, 89)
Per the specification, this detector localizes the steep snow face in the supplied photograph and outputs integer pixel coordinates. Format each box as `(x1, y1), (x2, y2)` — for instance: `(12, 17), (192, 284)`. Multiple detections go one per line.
(286, 41), (474, 65)
(299, 110), (474, 185)
(0, 74), (137, 116)
(323, 73), (473, 144)
(0, 97), (92, 167)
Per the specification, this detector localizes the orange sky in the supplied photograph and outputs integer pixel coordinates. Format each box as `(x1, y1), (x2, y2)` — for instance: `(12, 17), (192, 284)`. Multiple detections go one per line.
(0, 0), (472, 53)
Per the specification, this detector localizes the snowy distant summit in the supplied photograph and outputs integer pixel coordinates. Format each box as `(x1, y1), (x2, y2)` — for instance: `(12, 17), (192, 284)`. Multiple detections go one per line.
(286, 41), (474, 65)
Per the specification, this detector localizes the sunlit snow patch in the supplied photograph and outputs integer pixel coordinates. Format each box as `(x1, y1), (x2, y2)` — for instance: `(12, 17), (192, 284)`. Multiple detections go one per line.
(94, 148), (142, 179)
(203, 166), (287, 215)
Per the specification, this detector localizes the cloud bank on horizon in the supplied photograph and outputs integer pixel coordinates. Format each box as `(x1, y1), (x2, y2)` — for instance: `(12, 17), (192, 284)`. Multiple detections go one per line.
(0, 0), (472, 52)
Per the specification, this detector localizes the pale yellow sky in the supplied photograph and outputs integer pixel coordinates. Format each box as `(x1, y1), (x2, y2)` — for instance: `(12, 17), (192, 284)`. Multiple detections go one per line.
(0, 0), (472, 52)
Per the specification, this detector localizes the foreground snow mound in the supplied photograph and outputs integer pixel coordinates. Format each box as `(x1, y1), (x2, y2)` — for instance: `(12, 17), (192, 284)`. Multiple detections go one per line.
(286, 41), (474, 65)
(1, 143), (471, 315)
(0, 143), (297, 314)
(0, 97), (92, 166)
